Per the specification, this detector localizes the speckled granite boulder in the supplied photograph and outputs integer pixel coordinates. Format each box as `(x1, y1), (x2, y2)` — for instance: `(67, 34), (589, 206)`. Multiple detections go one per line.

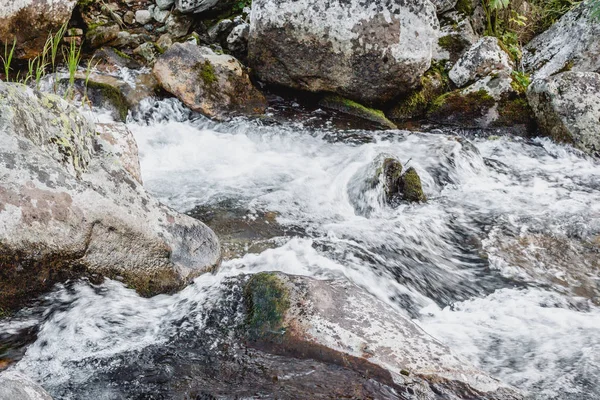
(248, 0), (440, 104)
(527, 72), (600, 157)
(0, 83), (221, 310)
(0, 371), (52, 400)
(523, 2), (600, 80)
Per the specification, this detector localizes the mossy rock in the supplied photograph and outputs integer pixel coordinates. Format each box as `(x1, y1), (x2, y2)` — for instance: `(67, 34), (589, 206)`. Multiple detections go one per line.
(401, 167), (427, 203)
(455, 0), (474, 16)
(86, 80), (129, 121)
(388, 70), (448, 121)
(495, 95), (536, 133)
(199, 60), (218, 86)
(427, 88), (495, 125)
(244, 272), (290, 341)
(381, 158), (403, 201)
(319, 95), (397, 129)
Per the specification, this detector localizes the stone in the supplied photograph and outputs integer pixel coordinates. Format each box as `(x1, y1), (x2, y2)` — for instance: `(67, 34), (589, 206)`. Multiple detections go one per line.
(0, 371), (52, 400)
(156, 34), (173, 51)
(0, 83), (221, 310)
(527, 71), (600, 157)
(95, 123), (143, 184)
(123, 11), (135, 25)
(153, 42), (267, 119)
(387, 69), (448, 121)
(156, 0), (175, 10)
(208, 19), (234, 46)
(134, 42), (159, 63)
(434, 11), (479, 64)
(135, 9), (153, 24)
(523, 2), (600, 80)
(401, 167), (427, 203)
(153, 8), (170, 23)
(176, 0), (233, 14)
(226, 23), (249, 58)
(318, 95), (397, 129)
(85, 24), (121, 49)
(165, 12), (193, 38)
(109, 31), (146, 49)
(432, 0), (459, 14)
(243, 272), (523, 399)
(92, 47), (142, 73)
(0, 0), (77, 59)
(429, 70), (533, 131)
(449, 36), (513, 88)
(248, 0), (440, 105)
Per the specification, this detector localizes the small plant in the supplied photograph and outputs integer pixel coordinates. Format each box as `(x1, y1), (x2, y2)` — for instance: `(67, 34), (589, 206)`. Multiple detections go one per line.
(591, 0), (600, 19)
(1, 38), (16, 81)
(63, 38), (82, 99)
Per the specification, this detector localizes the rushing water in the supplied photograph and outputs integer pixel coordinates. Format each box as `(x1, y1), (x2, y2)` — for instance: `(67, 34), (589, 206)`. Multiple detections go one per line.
(2, 99), (600, 399)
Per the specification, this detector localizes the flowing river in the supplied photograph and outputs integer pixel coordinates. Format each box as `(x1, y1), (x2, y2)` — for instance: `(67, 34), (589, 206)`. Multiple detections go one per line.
(1, 99), (599, 399)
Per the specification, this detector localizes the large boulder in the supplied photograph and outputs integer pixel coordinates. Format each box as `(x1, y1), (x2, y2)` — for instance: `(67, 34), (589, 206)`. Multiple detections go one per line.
(243, 272), (523, 399)
(449, 36), (513, 88)
(153, 42), (267, 119)
(0, 371), (52, 400)
(175, 0), (233, 14)
(0, 83), (221, 310)
(523, 2), (600, 80)
(432, 0), (459, 14)
(248, 0), (439, 105)
(527, 71), (600, 157)
(0, 0), (76, 59)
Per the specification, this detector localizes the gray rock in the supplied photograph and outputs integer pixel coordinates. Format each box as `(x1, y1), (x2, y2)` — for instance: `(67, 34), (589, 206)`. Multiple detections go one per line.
(527, 72), (600, 157)
(153, 8), (170, 23)
(248, 0), (440, 104)
(176, 0), (231, 14)
(434, 11), (479, 64)
(134, 42), (158, 63)
(431, 0), (458, 14)
(0, 0), (77, 59)
(86, 24), (121, 49)
(153, 42), (267, 119)
(0, 371), (52, 400)
(0, 83), (220, 310)
(523, 2), (600, 80)
(244, 272), (523, 399)
(156, 33), (173, 50)
(165, 12), (192, 37)
(135, 9), (153, 24)
(226, 23), (249, 57)
(123, 10), (135, 25)
(449, 36), (513, 87)
(156, 0), (175, 10)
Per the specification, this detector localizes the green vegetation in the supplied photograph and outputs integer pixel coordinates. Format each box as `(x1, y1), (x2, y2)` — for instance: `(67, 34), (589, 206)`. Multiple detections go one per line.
(244, 273), (290, 340)
(511, 71), (531, 93)
(319, 94), (397, 129)
(401, 168), (427, 203)
(199, 60), (218, 85)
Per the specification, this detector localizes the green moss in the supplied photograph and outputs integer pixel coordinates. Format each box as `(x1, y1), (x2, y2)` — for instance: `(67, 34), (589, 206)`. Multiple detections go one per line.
(112, 48), (131, 60)
(244, 273), (290, 340)
(401, 167), (427, 203)
(558, 60), (574, 74)
(319, 95), (397, 129)
(496, 96), (534, 129)
(455, 0), (474, 16)
(0, 307), (9, 319)
(438, 35), (466, 54)
(510, 71), (531, 94)
(86, 80), (129, 122)
(389, 69), (449, 121)
(428, 89), (495, 121)
(199, 60), (218, 86)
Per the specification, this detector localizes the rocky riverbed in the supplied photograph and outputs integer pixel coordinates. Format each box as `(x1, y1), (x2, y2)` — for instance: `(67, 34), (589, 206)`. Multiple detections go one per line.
(1, 0), (600, 399)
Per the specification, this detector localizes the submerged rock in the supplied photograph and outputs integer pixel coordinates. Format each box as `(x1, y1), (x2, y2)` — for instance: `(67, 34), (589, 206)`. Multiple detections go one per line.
(0, 0), (76, 59)
(248, 0), (439, 104)
(449, 37), (513, 88)
(523, 1), (600, 80)
(527, 71), (600, 157)
(0, 83), (220, 310)
(318, 95), (397, 129)
(401, 167), (427, 203)
(0, 371), (52, 400)
(243, 272), (522, 399)
(153, 42), (267, 119)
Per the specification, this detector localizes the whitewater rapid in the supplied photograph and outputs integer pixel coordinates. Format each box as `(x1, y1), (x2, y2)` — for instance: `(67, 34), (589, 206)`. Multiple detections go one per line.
(2, 99), (599, 399)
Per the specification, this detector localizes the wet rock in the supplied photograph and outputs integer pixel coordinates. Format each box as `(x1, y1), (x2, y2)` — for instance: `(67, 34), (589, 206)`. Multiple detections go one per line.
(187, 202), (296, 260)
(449, 36), (513, 88)
(248, 0), (440, 104)
(86, 24), (121, 49)
(243, 272), (523, 399)
(0, 371), (52, 400)
(401, 167), (427, 203)
(0, 0), (76, 59)
(0, 83), (220, 311)
(92, 47), (142, 73)
(527, 71), (600, 157)
(523, 2), (600, 80)
(153, 42), (267, 119)
(318, 95), (397, 130)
